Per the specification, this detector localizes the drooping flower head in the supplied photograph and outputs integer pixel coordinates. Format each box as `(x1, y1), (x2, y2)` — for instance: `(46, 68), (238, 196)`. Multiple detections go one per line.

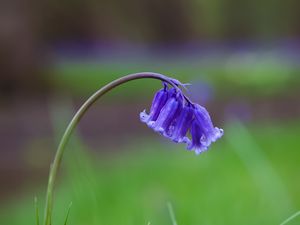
(140, 77), (223, 154)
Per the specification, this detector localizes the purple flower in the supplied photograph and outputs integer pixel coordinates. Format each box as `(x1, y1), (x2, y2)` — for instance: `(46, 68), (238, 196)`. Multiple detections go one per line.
(193, 104), (223, 147)
(187, 120), (208, 154)
(140, 85), (169, 124)
(169, 104), (194, 143)
(140, 78), (223, 154)
(141, 87), (182, 135)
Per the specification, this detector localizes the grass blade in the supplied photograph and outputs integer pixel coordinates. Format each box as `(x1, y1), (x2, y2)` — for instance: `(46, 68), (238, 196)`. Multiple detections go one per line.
(34, 196), (39, 225)
(167, 202), (178, 225)
(280, 211), (300, 225)
(63, 202), (73, 225)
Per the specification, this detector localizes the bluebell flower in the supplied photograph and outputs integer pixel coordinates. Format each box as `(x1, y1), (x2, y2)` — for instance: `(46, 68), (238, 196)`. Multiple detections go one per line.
(186, 119), (208, 154)
(140, 78), (223, 154)
(142, 87), (182, 136)
(168, 104), (194, 143)
(140, 84), (169, 124)
(193, 104), (223, 147)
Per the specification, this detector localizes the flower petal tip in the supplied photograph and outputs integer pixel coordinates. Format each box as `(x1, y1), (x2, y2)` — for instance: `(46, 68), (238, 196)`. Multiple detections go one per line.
(140, 110), (149, 122)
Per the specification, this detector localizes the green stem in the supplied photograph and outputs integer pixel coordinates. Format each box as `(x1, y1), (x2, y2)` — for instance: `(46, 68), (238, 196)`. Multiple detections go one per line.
(43, 72), (177, 225)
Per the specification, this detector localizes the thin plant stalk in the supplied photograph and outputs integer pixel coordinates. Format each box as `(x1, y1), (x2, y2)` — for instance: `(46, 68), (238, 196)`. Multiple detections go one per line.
(280, 211), (300, 225)
(167, 202), (178, 225)
(43, 72), (179, 225)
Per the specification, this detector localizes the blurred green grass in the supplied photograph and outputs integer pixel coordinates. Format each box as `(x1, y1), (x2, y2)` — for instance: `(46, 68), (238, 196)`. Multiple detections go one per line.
(1, 120), (300, 225)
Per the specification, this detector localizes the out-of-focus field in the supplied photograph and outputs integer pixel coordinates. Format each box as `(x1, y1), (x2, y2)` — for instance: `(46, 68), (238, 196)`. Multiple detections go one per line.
(50, 52), (300, 99)
(1, 120), (300, 225)
(1, 53), (300, 225)
(1, 0), (300, 223)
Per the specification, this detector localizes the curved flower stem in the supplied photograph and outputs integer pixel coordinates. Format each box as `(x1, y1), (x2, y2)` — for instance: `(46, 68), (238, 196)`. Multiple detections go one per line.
(43, 72), (178, 225)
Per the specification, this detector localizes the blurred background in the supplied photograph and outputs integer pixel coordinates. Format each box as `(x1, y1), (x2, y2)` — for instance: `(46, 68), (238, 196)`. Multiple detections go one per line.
(1, 0), (300, 224)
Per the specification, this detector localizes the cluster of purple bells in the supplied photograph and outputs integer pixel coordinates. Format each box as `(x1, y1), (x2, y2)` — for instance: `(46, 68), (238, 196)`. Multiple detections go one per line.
(140, 81), (223, 154)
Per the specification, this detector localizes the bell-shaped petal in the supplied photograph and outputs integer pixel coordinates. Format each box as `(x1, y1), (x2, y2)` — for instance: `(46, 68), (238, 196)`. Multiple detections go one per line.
(186, 120), (208, 154)
(140, 87), (168, 125)
(193, 104), (223, 146)
(149, 94), (181, 135)
(169, 105), (194, 143)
